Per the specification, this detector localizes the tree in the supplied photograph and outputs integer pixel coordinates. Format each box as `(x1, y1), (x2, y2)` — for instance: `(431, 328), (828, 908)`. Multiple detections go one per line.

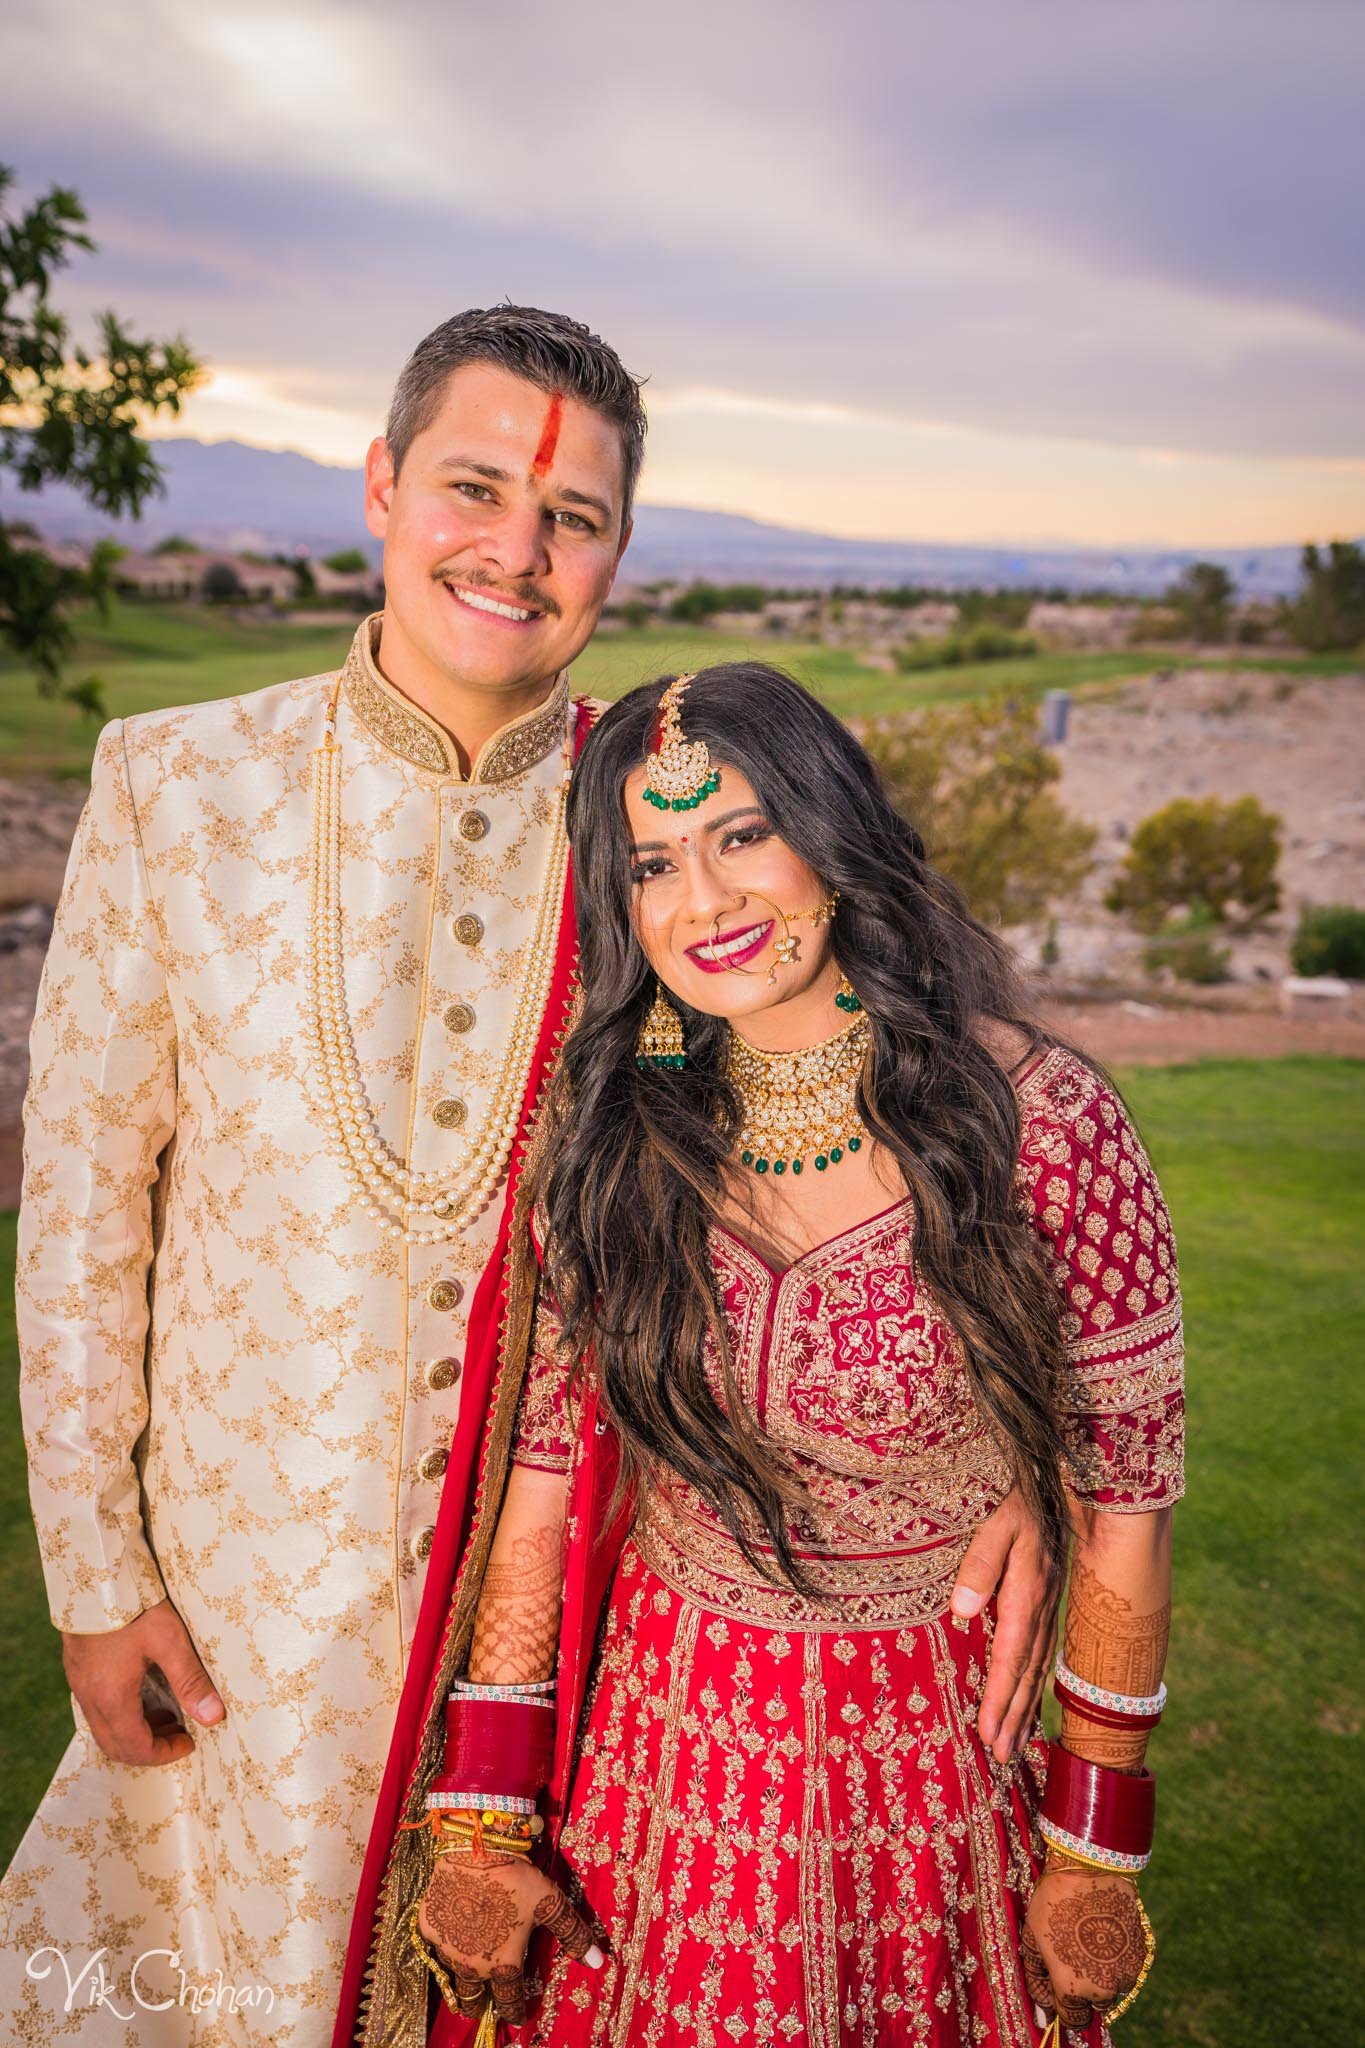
(1105, 795), (1281, 933)
(201, 561), (245, 604)
(152, 533), (200, 555)
(0, 165), (200, 711)
(1291, 541), (1365, 652)
(862, 693), (1096, 928)
(1167, 561), (1233, 642)
(322, 547), (369, 574)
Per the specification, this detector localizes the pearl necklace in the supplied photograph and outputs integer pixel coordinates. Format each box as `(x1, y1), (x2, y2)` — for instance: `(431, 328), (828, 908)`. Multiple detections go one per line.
(727, 1011), (871, 1176)
(305, 688), (572, 1245)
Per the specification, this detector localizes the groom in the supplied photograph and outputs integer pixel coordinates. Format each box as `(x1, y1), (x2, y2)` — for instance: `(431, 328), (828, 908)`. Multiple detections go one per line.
(2, 304), (1055, 2047)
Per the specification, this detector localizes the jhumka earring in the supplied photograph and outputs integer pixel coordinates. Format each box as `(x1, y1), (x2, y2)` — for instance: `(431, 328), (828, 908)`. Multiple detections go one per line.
(636, 981), (687, 1068)
(835, 972), (863, 1014)
(641, 674), (720, 811)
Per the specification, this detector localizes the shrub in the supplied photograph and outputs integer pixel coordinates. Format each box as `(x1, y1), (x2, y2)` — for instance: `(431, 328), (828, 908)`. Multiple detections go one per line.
(200, 562), (245, 603)
(894, 626), (1038, 673)
(1290, 541), (1365, 652)
(863, 693), (1095, 927)
(1167, 561), (1233, 641)
(1105, 795), (1281, 933)
(1142, 900), (1232, 984)
(1291, 904), (1365, 979)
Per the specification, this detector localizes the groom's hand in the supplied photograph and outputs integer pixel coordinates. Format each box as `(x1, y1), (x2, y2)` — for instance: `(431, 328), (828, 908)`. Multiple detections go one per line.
(61, 1595), (226, 1765)
(950, 1487), (1061, 1762)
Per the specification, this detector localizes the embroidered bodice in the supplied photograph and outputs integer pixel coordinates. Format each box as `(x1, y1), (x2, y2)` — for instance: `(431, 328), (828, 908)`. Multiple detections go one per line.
(513, 1046), (1185, 1630)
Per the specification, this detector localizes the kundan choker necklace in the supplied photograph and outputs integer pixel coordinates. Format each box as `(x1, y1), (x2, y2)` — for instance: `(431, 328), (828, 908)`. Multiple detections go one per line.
(305, 681), (572, 1245)
(727, 1011), (871, 1176)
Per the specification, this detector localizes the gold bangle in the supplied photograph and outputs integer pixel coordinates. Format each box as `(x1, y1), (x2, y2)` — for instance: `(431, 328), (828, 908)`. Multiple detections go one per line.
(1104, 1890), (1156, 2024)
(1044, 1841), (1140, 1882)
(405, 1901), (488, 2022)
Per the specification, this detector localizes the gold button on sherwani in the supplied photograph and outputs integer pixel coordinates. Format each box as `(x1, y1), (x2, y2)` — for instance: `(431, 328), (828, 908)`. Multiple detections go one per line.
(432, 1097), (467, 1130)
(0, 612), (587, 2041)
(459, 809), (489, 841)
(419, 1446), (450, 1481)
(410, 1526), (436, 1563)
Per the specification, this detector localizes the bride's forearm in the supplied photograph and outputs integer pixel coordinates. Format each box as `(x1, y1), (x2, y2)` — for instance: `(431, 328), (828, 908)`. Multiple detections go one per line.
(1059, 1504), (1172, 1773)
(466, 1463), (570, 1688)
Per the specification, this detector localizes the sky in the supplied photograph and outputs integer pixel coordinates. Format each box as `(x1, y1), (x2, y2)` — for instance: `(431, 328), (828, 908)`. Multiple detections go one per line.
(3, 0), (1363, 549)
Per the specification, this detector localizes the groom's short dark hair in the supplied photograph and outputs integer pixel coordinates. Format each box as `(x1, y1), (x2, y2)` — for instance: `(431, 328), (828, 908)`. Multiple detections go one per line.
(386, 304), (647, 531)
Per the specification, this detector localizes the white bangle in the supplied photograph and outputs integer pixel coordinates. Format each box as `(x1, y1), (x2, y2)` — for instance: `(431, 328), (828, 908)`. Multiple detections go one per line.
(1039, 1816), (1152, 1873)
(426, 1791), (538, 1815)
(1054, 1655), (1167, 1719)
(448, 1680), (556, 1706)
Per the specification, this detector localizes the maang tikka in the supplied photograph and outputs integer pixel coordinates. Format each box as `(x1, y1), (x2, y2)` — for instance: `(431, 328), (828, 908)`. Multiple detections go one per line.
(641, 673), (720, 811)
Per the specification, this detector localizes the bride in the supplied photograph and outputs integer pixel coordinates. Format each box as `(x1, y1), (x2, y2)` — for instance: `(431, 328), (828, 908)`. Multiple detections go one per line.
(404, 663), (1182, 2046)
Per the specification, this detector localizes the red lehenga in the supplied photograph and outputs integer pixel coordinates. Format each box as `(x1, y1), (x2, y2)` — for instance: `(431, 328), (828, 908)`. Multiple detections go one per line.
(506, 1046), (1185, 2048)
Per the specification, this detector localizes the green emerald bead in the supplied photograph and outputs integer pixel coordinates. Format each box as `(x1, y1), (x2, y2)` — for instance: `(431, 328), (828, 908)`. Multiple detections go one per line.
(772, 1160), (786, 1175)
(791, 1158), (803, 1175)
(755, 1158), (769, 1174)
(830, 1146), (843, 1163)
(815, 1154), (828, 1171)
(848, 1136), (862, 1151)
(741, 1149), (753, 1166)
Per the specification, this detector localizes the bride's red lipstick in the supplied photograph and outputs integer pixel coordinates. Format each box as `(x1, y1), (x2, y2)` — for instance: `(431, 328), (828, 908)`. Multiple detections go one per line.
(684, 920), (774, 974)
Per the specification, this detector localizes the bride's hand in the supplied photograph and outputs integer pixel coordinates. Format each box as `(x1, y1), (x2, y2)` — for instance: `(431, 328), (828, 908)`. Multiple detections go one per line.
(416, 1850), (604, 2027)
(1020, 1865), (1145, 2033)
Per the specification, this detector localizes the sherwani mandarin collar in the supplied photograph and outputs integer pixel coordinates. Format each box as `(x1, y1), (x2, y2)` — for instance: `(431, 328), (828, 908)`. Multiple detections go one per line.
(340, 612), (571, 784)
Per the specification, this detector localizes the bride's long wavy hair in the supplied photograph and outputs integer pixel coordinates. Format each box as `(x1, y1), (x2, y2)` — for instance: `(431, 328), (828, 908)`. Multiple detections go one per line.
(532, 663), (1079, 1583)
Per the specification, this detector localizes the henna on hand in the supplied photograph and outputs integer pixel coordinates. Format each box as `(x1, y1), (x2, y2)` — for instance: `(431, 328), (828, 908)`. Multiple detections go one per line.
(450, 1969), (486, 2018)
(423, 1858), (522, 1964)
(469, 1522), (564, 1685)
(489, 1962), (529, 2025)
(533, 1883), (595, 1961)
(1019, 1925), (1055, 2011)
(1062, 1559), (1170, 1772)
(1065, 1560), (1169, 1695)
(1044, 1876), (1144, 2001)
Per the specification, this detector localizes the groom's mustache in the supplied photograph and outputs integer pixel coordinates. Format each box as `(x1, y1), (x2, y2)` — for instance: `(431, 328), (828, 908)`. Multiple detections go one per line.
(432, 565), (561, 618)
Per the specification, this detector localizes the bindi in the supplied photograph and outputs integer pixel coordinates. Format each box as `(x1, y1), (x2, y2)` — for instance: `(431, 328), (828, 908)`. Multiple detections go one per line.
(529, 391), (564, 480)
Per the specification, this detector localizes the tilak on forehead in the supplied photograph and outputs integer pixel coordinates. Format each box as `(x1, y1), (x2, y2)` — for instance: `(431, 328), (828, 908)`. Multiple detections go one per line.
(529, 389), (565, 479)
(641, 672), (721, 811)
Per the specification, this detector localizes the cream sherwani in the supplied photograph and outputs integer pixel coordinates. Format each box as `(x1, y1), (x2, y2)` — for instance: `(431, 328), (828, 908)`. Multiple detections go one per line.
(0, 617), (578, 2045)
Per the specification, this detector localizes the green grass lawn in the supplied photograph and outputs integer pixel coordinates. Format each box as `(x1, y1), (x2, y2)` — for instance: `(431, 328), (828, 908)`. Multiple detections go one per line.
(1, 602), (1357, 777)
(1, 1057), (1360, 2043)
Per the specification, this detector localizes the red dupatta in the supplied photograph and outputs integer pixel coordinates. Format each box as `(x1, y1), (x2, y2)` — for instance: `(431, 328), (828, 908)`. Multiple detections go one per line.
(332, 701), (606, 2048)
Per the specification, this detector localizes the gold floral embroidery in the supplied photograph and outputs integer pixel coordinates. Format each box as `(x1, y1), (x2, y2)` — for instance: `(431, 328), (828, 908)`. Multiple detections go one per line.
(341, 613), (571, 784)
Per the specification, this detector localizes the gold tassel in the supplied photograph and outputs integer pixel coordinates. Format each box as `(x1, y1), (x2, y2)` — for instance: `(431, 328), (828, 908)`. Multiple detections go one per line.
(635, 980), (686, 1068)
(1038, 2020), (1062, 2048)
(474, 2000), (500, 2047)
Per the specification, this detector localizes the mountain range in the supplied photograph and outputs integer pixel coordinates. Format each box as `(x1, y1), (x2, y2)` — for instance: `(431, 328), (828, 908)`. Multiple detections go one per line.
(0, 436), (1332, 600)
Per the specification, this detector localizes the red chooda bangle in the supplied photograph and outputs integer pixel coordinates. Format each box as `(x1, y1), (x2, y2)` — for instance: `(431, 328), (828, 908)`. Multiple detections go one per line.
(1039, 1741), (1156, 1861)
(429, 1695), (555, 1804)
(1052, 1674), (1165, 1732)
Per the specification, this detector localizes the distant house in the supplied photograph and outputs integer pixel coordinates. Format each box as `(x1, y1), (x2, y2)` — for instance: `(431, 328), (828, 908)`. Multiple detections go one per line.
(761, 598), (822, 634)
(898, 600), (961, 640)
(3, 530), (93, 573)
(1026, 602), (1143, 649)
(114, 551), (298, 603)
(311, 561), (383, 604)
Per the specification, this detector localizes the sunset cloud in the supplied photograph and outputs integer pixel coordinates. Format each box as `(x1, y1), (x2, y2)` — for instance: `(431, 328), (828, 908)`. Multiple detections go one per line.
(3, 0), (1361, 545)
